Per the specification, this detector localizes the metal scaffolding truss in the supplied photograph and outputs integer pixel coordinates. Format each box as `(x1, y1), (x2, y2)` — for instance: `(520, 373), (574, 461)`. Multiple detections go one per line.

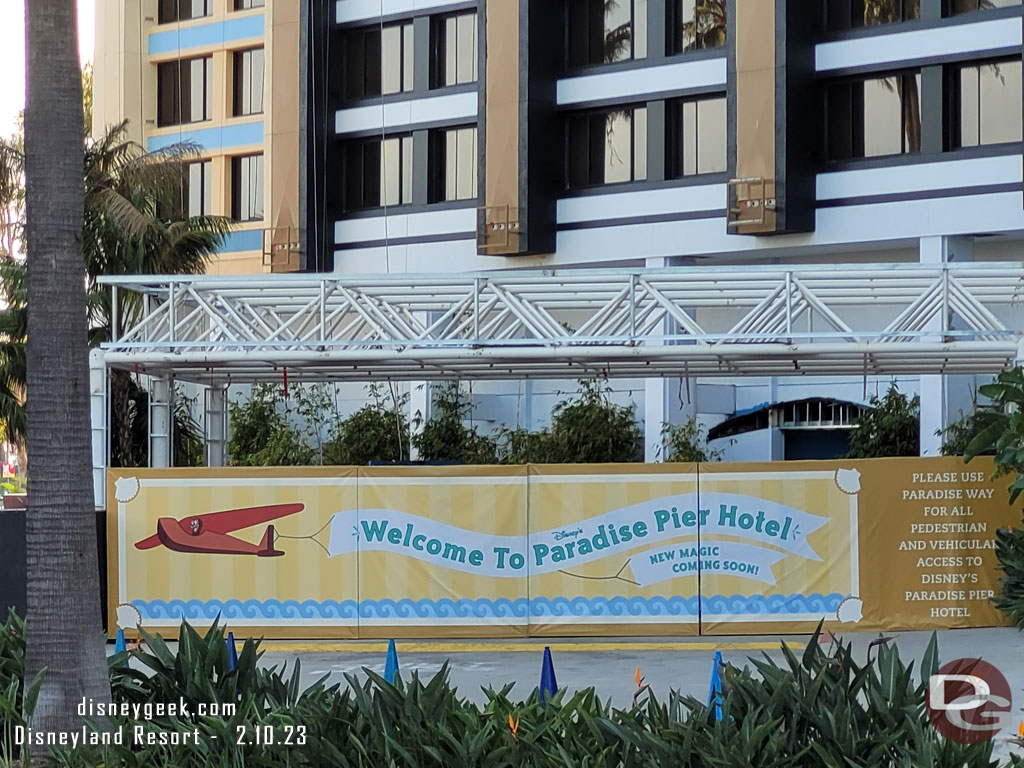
(98, 263), (1024, 383)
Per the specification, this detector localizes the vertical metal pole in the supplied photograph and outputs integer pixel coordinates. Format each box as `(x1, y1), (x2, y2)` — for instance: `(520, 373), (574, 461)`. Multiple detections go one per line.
(168, 282), (177, 345)
(149, 376), (172, 468)
(111, 285), (119, 342)
(205, 383), (227, 467)
(784, 272), (792, 336)
(320, 279), (327, 343)
(473, 277), (481, 340)
(89, 348), (108, 510)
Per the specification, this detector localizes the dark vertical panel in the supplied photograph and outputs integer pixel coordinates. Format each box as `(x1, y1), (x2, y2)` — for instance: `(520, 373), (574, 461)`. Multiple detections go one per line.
(646, 99), (666, 182)
(301, 0), (338, 272)
(413, 16), (432, 94)
(921, 0), (943, 20)
(0, 511), (26, 619)
(647, 0), (667, 59)
(920, 65), (944, 154)
(519, 0), (560, 254)
(413, 129), (430, 205)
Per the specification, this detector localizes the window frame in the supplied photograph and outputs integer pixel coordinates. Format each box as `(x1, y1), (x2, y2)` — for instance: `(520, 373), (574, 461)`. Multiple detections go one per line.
(157, 56), (214, 127)
(344, 21), (415, 101)
(669, 0), (727, 55)
(184, 160), (213, 218)
(564, 104), (649, 189)
(666, 94), (728, 179)
(944, 0), (1021, 16)
(946, 58), (1023, 150)
(429, 125), (479, 203)
(343, 134), (415, 211)
(233, 47), (265, 117)
(825, 0), (921, 32)
(158, 0), (213, 25)
(566, 0), (647, 69)
(431, 11), (480, 89)
(231, 154), (265, 222)
(825, 70), (923, 162)
(234, 0), (266, 10)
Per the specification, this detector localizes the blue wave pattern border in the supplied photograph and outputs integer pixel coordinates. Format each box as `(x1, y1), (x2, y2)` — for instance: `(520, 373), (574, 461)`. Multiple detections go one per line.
(134, 593), (846, 621)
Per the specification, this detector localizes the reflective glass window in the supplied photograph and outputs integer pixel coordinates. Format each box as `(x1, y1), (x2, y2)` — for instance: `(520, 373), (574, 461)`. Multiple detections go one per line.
(434, 12), (479, 87)
(567, 0), (647, 67)
(345, 22), (414, 100)
(827, 72), (922, 160)
(566, 105), (648, 187)
(669, 96), (727, 177)
(231, 154), (265, 221)
(954, 60), (1022, 147)
(674, 0), (726, 53)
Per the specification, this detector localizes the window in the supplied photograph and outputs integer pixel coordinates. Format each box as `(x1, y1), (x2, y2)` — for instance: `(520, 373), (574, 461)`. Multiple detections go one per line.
(158, 0), (212, 24)
(345, 22), (415, 100)
(668, 96), (726, 177)
(235, 0), (265, 8)
(672, 0), (726, 53)
(433, 12), (478, 87)
(567, 0), (647, 67)
(231, 155), (264, 221)
(950, 60), (1022, 148)
(185, 161), (212, 218)
(157, 57), (213, 127)
(566, 106), (647, 187)
(827, 73), (922, 160)
(826, 0), (920, 31)
(233, 48), (265, 116)
(948, 0), (1020, 13)
(344, 136), (414, 209)
(431, 127), (478, 202)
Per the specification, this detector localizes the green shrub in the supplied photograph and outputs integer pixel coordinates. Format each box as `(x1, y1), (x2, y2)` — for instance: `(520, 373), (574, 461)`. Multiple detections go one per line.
(842, 384), (920, 459)
(228, 384), (313, 466)
(412, 382), (497, 464)
(2, 618), (1004, 768)
(324, 384), (411, 465)
(661, 417), (721, 463)
(497, 381), (643, 465)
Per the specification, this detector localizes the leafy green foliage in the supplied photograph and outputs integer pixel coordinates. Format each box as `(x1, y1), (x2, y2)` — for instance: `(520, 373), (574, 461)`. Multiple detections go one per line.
(0, 610), (44, 767)
(228, 384), (313, 467)
(962, 368), (1024, 627)
(497, 381), (643, 464)
(324, 384), (411, 465)
(939, 409), (994, 457)
(661, 417), (721, 463)
(991, 518), (1024, 630)
(2, 618), (1001, 767)
(172, 385), (204, 468)
(842, 384), (920, 459)
(412, 382), (497, 464)
(965, 367), (1024, 503)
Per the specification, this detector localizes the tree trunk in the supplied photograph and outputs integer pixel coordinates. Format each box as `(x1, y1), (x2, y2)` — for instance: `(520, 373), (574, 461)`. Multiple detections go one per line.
(23, 0), (110, 733)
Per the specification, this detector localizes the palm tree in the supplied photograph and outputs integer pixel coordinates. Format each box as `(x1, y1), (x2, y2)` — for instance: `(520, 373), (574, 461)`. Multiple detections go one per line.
(681, 0), (726, 53)
(0, 122), (231, 466)
(23, 0), (110, 732)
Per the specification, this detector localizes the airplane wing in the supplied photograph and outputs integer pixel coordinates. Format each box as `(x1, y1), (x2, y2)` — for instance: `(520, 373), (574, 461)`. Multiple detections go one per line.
(134, 503), (304, 551)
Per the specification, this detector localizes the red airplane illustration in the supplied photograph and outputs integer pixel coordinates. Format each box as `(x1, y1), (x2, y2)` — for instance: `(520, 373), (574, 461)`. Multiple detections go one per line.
(134, 504), (304, 557)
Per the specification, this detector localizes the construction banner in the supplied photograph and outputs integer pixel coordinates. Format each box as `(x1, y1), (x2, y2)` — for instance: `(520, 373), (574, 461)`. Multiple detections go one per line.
(107, 457), (1018, 638)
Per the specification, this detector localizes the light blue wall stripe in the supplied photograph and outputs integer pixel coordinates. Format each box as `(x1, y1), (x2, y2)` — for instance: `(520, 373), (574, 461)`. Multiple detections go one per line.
(146, 121), (264, 152)
(221, 229), (263, 253)
(148, 14), (264, 55)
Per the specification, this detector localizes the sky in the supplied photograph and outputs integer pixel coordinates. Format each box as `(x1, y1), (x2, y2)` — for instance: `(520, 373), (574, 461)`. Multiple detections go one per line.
(0, 0), (96, 138)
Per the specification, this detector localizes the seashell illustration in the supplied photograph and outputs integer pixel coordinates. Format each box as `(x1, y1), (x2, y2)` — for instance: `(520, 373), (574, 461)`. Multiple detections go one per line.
(114, 476), (141, 503)
(835, 468), (861, 495)
(116, 603), (142, 629)
(836, 596), (863, 623)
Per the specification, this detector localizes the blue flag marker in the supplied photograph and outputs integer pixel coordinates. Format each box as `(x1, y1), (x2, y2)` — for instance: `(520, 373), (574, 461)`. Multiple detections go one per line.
(384, 638), (400, 685)
(226, 632), (239, 672)
(114, 628), (127, 654)
(707, 651), (724, 722)
(539, 646), (558, 706)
